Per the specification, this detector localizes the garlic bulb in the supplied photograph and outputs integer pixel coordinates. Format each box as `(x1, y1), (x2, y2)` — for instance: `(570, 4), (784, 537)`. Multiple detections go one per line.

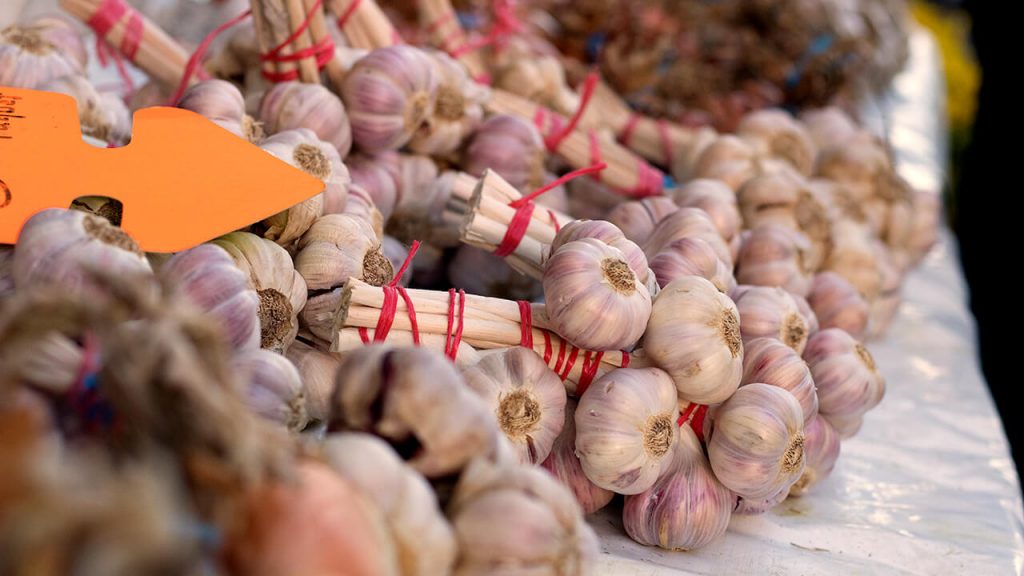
(735, 224), (815, 297)
(233, 348), (308, 431)
(448, 246), (542, 301)
(605, 197), (679, 247)
(741, 337), (818, 423)
(285, 340), (340, 423)
(448, 457), (598, 576)
(733, 486), (790, 515)
(12, 208), (151, 295)
(40, 75), (131, 145)
(462, 348), (567, 465)
(329, 345), (505, 477)
(321, 433), (457, 576)
(815, 136), (891, 203)
(799, 107), (859, 150)
(345, 183), (386, 238)
(732, 285), (811, 353)
(543, 238), (652, 350)
(623, 426), (735, 550)
(259, 129), (350, 246)
(807, 272), (869, 339)
(575, 367), (680, 495)
(462, 114), (546, 190)
(295, 214), (392, 290)
(803, 329), (885, 437)
(212, 231), (307, 353)
(348, 152), (400, 220)
(541, 398), (614, 514)
(408, 51), (486, 156)
(548, 219), (655, 291)
(27, 16), (88, 69)
(736, 109), (817, 176)
(644, 276), (743, 404)
(342, 45), (438, 152)
(672, 179), (743, 260)
(707, 383), (806, 500)
(788, 414), (840, 496)
(649, 237), (736, 293)
(160, 244), (261, 352)
(259, 81), (353, 158)
(824, 219), (884, 301)
(0, 20), (83, 89)
(177, 79), (262, 142)
(642, 206), (734, 270)
(692, 135), (760, 191)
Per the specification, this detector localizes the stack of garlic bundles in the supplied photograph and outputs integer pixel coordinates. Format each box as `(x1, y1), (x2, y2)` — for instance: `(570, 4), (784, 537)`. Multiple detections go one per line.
(0, 0), (937, 567)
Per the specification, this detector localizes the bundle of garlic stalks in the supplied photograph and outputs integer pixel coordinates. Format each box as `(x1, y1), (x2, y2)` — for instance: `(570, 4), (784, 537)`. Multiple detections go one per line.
(0, 0), (938, 563)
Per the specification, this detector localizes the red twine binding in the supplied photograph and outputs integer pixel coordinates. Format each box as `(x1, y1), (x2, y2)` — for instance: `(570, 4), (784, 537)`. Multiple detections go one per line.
(169, 8), (252, 105)
(444, 289), (467, 361)
(86, 0), (146, 96)
(619, 113), (641, 147)
(542, 331), (553, 364)
(655, 119), (674, 169)
(559, 346), (580, 381)
(335, 0), (363, 30)
(259, 0), (335, 83)
(517, 300), (533, 349)
(677, 401), (709, 442)
(620, 351), (630, 368)
(358, 241), (421, 345)
(575, 350), (604, 395)
(542, 71), (599, 152)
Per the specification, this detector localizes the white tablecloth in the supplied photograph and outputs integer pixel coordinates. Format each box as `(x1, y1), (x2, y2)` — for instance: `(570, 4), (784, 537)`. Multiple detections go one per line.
(591, 27), (1024, 575)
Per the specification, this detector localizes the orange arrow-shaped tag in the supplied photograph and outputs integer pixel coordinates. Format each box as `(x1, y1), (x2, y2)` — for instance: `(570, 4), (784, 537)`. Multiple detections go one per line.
(0, 86), (323, 252)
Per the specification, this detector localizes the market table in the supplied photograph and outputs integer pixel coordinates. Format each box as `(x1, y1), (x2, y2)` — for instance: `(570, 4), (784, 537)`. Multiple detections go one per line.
(589, 28), (1024, 575)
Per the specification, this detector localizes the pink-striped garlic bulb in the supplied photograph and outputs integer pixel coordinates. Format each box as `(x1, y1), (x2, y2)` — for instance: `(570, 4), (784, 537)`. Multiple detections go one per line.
(802, 329), (885, 438)
(623, 425), (735, 550)
(25, 16), (88, 69)
(736, 109), (817, 176)
(462, 114), (546, 190)
(807, 272), (869, 339)
(159, 244), (260, 353)
(543, 238), (652, 351)
(212, 232), (307, 353)
(672, 179), (743, 260)
(575, 368), (680, 495)
(547, 219), (655, 293)
(12, 209), (151, 295)
(342, 45), (438, 152)
(259, 129), (349, 245)
(788, 413), (840, 496)
(449, 246), (542, 301)
(707, 383), (806, 500)
(735, 224), (815, 297)
(741, 337), (818, 423)
(0, 20), (83, 89)
(644, 276), (743, 404)
(347, 152), (400, 221)
(541, 398), (615, 514)
(259, 81), (353, 158)
(285, 340), (341, 424)
(649, 237), (735, 293)
(40, 75), (131, 145)
(605, 197), (679, 247)
(177, 79), (263, 142)
(733, 486), (789, 515)
(462, 348), (567, 465)
(343, 183), (385, 238)
(642, 207), (734, 270)
(692, 135), (760, 191)
(732, 285), (811, 353)
(407, 51), (486, 156)
(233, 348), (307, 431)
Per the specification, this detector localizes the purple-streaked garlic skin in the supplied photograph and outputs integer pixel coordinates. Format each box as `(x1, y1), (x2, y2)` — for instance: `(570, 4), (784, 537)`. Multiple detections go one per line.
(541, 399), (614, 514)
(741, 337), (818, 424)
(672, 178), (743, 259)
(548, 220), (653, 288)
(260, 81), (353, 158)
(463, 114), (546, 190)
(285, 340), (340, 424)
(605, 197), (679, 247)
(802, 328), (885, 438)
(735, 224), (815, 297)
(0, 20), (84, 89)
(733, 485), (789, 515)
(789, 413), (841, 496)
(178, 79), (263, 142)
(407, 51), (486, 156)
(233, 348), (307, 431)
(733, 285), (811, 354)
(643, 207), (734, 271)
(347, 152), (400, 221)
(649, 237), (735, 294)
(623, 426), (735, 550)
(808, 272), (869, 339)
(160, 244), (261, 353)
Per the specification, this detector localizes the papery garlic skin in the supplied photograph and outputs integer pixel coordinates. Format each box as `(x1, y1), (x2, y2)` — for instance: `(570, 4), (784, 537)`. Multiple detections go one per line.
(177, 79), (262, 142)
(462, 348), (567, 465)
(707, 383), (806, 500)
(642, 207), (734, 270)
(448, 457), (598, 576)
(732, 285), (811, 354)
(329, 345), (506, 477)
(0, 21), (83, 89)
(736, 224), (815, 297)
(644, 276), (743, 405)
(692, 135), (759, 191)
(408, 51), (486, 156)
(649, 237), (736, 294)
(575, 367), (680, 495)
(548, 220), (654, 289)
(605, 197), (679, 247)
(825, 219), (884, 301)
(802, 329), (885, 438)
(322, 433), (457, 576)
(734, 486), (790, 515)
(285, 340), (340, 424)
(212, 232), (307, 353)
(741, 337), (818, 423)
(348, 152), (400, 220)
(788, 414), (841, 496)
(737, 109), (817, 176)
(160, 244), (261, 353)
(294, 214), (392, 291)
(40, 75), (131, 144)
(259, 81), (353, 158)
(800, 107), (859, 151)
(807, 272), (869, 339)
(233, 348), (308, 431)
(623, 426), (735, 550)
(12, 209), (151, 295)
(672, 179), (743, 260)
(462, 114), (546, 190)
(541, 398), (614, 514)
(543, 238), (652, 351)
(342, 45), (438, 152)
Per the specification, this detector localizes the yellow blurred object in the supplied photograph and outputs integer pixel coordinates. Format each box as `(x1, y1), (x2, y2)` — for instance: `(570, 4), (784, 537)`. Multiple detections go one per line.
(911, 1), (980, 133)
